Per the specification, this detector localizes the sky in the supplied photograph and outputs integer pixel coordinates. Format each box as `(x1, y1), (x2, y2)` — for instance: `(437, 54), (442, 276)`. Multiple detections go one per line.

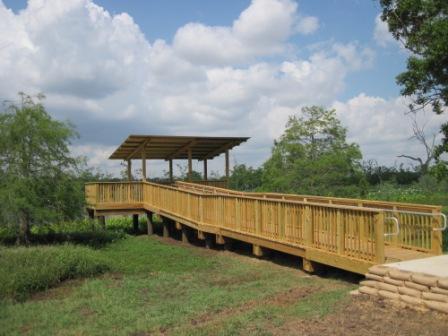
(0, 0), (446, 177)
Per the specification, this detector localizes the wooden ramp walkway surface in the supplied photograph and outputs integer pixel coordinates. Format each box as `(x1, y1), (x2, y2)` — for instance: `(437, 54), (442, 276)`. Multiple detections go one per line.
(85, 181), (445, 275)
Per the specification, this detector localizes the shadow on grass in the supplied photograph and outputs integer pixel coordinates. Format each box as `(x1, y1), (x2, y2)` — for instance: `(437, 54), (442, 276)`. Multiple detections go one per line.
(152, 219), (363, 284)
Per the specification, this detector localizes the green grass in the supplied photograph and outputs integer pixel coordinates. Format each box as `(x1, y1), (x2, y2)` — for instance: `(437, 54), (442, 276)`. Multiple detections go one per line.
(0, 244), (110, 301)
(0, 236), (354, 335)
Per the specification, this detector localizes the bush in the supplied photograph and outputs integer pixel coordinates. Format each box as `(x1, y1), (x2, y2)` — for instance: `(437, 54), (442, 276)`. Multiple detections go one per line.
(0, 244), (110, 301)
(0, 219), (125, 247)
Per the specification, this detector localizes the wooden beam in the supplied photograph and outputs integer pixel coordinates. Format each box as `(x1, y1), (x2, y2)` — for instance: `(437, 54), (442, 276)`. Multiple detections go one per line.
(225, 149), (230, 179)
(169, 159), (173, 182)
(127, 159), (132, 181)
(126, 139), (150, 160)
(142, 149), (146, 181)
(203, 159), (208, 181)
(201, 141), (236, 160)
(188, 148), (192, 182)
(166, 140), (196, 160)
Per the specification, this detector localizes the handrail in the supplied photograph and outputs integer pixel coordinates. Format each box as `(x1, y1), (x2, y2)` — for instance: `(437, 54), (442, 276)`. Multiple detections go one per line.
(175, 181), (441, 213)
(434, 213), (447, 232)
(384, 217), (400, 237)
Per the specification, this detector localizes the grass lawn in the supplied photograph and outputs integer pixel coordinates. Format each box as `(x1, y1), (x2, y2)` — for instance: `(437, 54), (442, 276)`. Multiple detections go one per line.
(0, 235), (355, 336)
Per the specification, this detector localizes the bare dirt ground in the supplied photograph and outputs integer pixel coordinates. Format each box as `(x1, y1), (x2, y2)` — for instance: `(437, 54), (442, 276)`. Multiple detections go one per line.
(272, 295), (448, 336)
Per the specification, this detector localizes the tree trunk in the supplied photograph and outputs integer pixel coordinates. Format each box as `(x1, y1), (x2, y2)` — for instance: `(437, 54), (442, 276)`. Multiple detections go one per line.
(17, 212), (31, 245)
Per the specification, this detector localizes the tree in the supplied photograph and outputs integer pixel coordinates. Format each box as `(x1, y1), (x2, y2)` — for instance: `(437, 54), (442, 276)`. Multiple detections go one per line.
(0, 93), (83, 243)
(229, 164), (263, 191)
(379, 0), (448, 156)
(398, 113), (437, 174)
(262, 106), (364, 196)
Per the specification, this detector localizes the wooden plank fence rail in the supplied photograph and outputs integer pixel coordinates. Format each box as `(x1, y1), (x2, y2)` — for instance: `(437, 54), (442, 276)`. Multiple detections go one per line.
(85, 181), (444, 274)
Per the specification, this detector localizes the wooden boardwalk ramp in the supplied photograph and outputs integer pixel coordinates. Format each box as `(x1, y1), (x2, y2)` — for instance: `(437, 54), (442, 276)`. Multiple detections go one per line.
(85, 181), (446, 275)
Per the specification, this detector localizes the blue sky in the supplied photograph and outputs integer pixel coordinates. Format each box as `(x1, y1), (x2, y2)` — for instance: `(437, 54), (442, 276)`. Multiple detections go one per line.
(0, 0), (444, 177)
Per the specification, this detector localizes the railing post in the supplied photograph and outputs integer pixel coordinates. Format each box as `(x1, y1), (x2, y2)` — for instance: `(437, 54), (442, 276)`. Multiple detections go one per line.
(336, 210), (344, 255)
(431, 209), (443, 255)
(255, 199), (261, 235)
(199, 195), (204, 225)
(235, 198), (240, 231)
(304, 205), (313, 247)
(375, 212), (385, 264)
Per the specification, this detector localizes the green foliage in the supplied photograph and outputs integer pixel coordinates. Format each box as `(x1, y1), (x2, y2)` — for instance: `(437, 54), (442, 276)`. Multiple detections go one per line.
(261, 106), (364, 196)
(379, 0), (448, 157)
(0, 219), (125, 247)
(229, 164), (263, 191)
(0, 244), (109, 301)
(0, 93), (85, 243)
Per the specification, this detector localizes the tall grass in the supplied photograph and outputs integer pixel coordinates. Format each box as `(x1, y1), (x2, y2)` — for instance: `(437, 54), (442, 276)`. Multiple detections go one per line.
(0, 244), (110, 301)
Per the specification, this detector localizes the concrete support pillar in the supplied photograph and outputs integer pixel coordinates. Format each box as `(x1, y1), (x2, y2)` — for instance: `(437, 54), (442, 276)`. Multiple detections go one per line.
(252, 244), (264, 257)
(302, 258), (316, 273)
(132, 214), (139, 233)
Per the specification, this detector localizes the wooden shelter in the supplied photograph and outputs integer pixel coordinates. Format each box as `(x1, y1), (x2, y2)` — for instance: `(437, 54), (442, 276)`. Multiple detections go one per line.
(109, 135), (249, 184)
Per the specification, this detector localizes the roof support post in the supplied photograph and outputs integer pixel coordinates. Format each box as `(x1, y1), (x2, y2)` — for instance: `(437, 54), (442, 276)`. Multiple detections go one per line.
(127, 159), (132, 181)
(169, 159), (173, 183)
(203, 159), (208, 181)
(225, 149), (229, 180)
(187, 148), (192, 182)
(141, 150), (146, 181)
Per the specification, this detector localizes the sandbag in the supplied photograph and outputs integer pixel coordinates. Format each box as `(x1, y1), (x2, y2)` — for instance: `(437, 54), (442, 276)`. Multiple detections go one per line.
(400, 294), (424, 306)
(405, 281), (429, 292)
(360, 280), (379, 289)
(383, 276), (404, 287)
(422, 291), (448, 303)
(378, 290), (400, 300)
(430, 286), (448, 296)
(366, 273), (384, 282)
(437, 278), (448, 290)
(424, 300), (448, 314)
(388, 269), (412, 281)
(377, 282), (398, 293)
(398, 286), (421, 298)
(359, 286), (378, 296)
(368, 265), (390, 276)
(411, 273), (438, 287)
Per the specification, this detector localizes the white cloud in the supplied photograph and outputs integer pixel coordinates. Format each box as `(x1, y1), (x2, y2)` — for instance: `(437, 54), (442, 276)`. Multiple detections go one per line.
(296, 16), (319, 35)
(373, 13), (396, 47)
(0, 0), (409, 177)
(173, 0), (299, 65)
(333, 93), (447, 165)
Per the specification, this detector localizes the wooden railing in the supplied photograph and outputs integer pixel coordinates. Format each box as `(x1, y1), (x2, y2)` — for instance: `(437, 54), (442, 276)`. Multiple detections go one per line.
(189, 180), (228, 188)
(85, 181), (402, 266)
(176, 182), (444, 254)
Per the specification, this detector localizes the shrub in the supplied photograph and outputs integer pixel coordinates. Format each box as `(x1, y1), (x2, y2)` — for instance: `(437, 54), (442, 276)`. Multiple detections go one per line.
(0, 219), (125, 247)
(0, 244), (110, 301)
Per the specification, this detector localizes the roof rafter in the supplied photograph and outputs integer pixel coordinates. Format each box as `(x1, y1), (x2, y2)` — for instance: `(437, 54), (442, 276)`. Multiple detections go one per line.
(201, 141), (236, 160)
(165, 140), (196, 160)
(126, 138), (150, 160)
